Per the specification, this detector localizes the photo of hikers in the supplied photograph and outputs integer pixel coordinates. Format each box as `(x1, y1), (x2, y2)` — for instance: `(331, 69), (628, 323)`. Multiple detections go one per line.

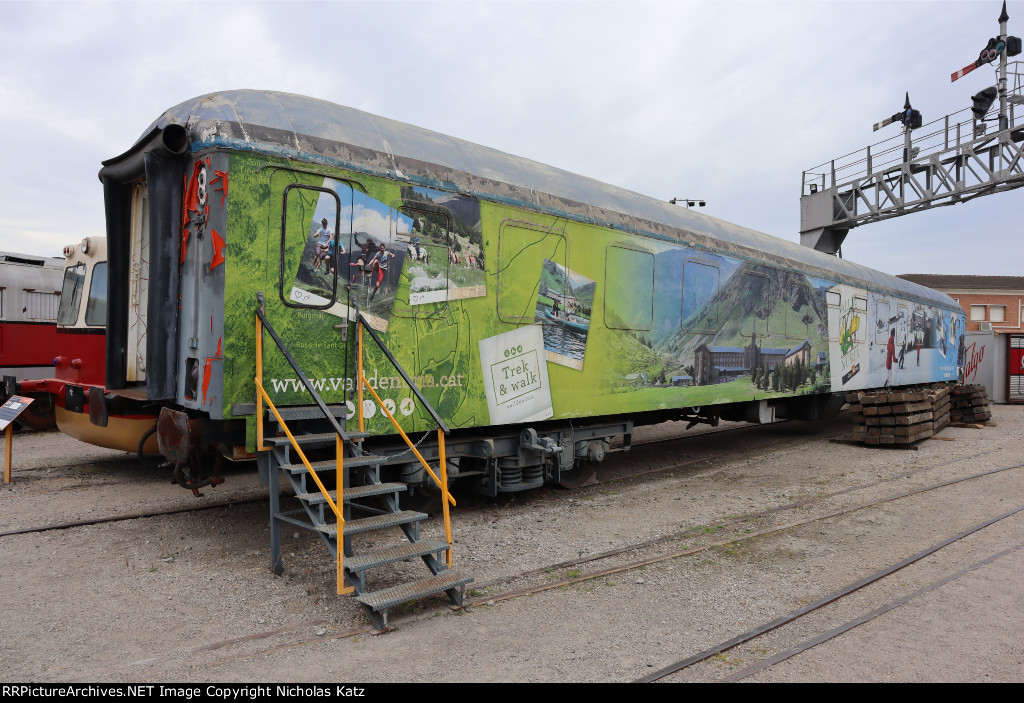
(398, 186), (485, 306)
(285, 178), (409, 331)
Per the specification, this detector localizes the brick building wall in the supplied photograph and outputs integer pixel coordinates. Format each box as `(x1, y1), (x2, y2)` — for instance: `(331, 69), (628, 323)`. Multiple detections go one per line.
(947, 292), (1024, 333)
(897, 275), (1024, 334)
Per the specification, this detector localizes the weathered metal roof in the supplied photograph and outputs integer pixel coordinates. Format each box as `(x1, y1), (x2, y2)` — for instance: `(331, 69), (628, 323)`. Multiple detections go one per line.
(898, 274), (1024, 291)
(139, 90), (957, 309)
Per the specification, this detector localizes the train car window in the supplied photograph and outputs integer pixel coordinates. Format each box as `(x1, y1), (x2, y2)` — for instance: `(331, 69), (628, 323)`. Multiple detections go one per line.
(23, 291), (59, 322)
(682, 260), (719, 332)
(85, 262), (108, 327)
(739, 272), (770, 337)
(57, 264), (86, 326)
(876, 300), (891, 344)
(897, 304), (909, 347)
(853, 296), (868, 341)
(605, 245), (654, 330)
(279, 182), (345, 310)
(785, 283), (815, 340)
(826, 290), (840, 341)
(497, 220), (568, 324)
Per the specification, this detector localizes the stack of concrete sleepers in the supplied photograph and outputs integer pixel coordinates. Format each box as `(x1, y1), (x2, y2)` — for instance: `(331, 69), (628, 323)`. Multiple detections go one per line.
(846, 385), (952, 446)
(950, 384), (992, 424)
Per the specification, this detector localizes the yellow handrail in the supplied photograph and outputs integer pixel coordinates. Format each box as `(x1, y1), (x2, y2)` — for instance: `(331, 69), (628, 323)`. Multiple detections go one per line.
(357, 320), (454, 564)
(360, 378), (455, 508)
(255, 313), (353, 596)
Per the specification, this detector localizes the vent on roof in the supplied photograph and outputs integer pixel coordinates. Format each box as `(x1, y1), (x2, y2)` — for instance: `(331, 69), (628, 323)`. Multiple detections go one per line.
(0, 255), (44, 266)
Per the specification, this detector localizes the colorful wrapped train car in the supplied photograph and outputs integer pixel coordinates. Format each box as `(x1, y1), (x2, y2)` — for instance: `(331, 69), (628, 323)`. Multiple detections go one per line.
(92, 90), (965, 490)
(90, 90), (964, 622)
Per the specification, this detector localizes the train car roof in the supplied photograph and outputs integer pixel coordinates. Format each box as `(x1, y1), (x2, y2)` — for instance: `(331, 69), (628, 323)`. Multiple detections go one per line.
(0, 252), (64, 269)
(137, 90), (955, 309)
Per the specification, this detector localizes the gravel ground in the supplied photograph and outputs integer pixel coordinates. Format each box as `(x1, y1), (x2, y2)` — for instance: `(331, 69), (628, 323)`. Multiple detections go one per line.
(0, 406), (1021, 683)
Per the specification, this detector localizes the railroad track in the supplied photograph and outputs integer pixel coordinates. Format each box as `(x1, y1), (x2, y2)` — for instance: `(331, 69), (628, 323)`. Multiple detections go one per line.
(34, 414), (1017, 681)
(640, 507), (1024, 682)
(0, 415), (991, 541)
(0, 417), (813, 537)
(194, 448), (1020, 671)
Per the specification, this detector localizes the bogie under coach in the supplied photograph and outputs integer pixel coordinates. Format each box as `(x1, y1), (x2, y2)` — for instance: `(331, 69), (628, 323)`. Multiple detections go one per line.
(90, 90), (964, 498)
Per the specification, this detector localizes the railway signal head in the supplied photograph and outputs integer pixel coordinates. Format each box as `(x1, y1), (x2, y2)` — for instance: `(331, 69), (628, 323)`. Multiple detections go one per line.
(979, 36), (1006, 64)
(904, 108), (923, 129)
(873, 93), (921, 132)
(971, 86), (998, 120)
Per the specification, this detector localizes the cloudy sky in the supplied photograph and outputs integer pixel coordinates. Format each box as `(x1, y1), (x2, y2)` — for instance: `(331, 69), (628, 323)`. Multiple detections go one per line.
(1, 0), (1020, 276)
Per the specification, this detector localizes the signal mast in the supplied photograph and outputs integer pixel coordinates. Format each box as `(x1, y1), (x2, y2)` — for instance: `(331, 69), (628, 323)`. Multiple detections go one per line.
(800, 1), (1024, 255)
(951, 0), (1022, 132)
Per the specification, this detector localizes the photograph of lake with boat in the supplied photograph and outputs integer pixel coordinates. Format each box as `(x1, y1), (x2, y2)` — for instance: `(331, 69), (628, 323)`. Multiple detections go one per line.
(534, 259), (595, 370)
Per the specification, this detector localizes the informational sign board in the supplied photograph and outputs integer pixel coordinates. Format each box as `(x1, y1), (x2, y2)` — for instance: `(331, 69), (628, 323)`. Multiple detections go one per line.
(0, 395), (34, 431)
(478, 326), (553, 424)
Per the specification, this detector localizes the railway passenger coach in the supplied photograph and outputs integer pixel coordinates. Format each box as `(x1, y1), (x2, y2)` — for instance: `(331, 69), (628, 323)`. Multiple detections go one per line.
(93, 90), (965, 497)
(0, 251), (63, 429)
(90, 90), (967, 624)
(17, 238), (159, 453)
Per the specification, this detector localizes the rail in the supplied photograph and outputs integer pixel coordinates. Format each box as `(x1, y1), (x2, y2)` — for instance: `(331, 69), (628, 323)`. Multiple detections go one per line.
(354, 311), (455, 565)
(802, 61), (1024, 195)
(799, 61), (1024, 252)
(254, 293), (353, 595)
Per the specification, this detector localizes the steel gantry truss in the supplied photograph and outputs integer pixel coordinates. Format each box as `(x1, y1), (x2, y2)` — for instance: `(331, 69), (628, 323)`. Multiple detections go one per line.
(801, 66), (1024, 255)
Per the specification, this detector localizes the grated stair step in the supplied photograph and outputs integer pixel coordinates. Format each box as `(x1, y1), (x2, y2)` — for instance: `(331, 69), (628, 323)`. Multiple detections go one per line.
(266, 432), (368, 449)
(355, 569), (473, 612)
(296, 482), (407, 505)
(315, 510), (427, 537)
(279, 454), (389, 474)
(267, 405), (359, 422)
(344, 539), (450, 573)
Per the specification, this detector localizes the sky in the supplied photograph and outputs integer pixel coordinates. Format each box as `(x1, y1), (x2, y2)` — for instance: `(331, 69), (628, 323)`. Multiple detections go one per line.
(0, 0), (1020, 277)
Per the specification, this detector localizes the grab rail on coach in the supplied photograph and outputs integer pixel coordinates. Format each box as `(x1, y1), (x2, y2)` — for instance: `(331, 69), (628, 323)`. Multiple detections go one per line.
(353, 310), (455, 565)
(254, 291), (353, 595)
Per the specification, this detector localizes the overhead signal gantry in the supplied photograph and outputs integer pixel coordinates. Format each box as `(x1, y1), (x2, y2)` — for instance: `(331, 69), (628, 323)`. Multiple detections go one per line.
(800, 1), (1024, 256)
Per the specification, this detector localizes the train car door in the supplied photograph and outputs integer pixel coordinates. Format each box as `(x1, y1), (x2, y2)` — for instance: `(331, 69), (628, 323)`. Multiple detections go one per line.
(265, 170), (355, 410)
(127, 183), (149, 383)
(1010, 335), (1024, 402)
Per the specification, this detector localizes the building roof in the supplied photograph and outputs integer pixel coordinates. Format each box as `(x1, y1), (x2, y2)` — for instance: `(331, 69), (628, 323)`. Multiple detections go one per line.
(708, 346), (746, 354)
(897, 274), (1024, 291)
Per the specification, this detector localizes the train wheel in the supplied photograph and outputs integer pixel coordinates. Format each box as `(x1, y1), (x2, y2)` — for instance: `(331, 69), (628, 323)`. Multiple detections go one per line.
(402, 484), (443, 516)
(15, 394), (56, 431)
(557, 465), (598, 489)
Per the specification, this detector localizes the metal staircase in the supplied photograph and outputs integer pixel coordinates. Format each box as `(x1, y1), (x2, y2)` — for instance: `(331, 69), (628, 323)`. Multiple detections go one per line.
(254, 296), (472, 629)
